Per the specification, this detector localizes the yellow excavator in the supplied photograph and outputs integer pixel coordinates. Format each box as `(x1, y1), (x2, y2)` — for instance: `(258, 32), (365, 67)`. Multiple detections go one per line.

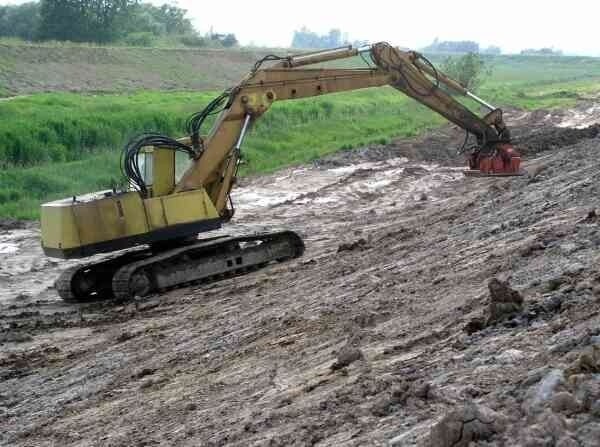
(40, 42), (524, 302)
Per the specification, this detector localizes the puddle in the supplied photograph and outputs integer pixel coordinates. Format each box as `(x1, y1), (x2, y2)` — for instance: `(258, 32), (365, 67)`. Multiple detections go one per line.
(558, 104), (600, 129)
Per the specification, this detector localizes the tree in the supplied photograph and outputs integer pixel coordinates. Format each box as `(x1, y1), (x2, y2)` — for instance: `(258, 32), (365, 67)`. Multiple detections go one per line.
(520, 48), (563, 56)
(37, 0), (138, 43)
(155, 4), (193, 34)
(2, 1), (205, 46)
(0, 2), (40, 40)
(423, 39), (480, 54)
(210, 32), (238, 48)
(441, 53), (491, 92)
(483, 45), (501, 55)
(327, 29), (342, 47)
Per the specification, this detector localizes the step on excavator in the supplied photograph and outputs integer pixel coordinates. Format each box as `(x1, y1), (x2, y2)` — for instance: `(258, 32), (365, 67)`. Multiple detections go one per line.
(41, 42), (525, 302)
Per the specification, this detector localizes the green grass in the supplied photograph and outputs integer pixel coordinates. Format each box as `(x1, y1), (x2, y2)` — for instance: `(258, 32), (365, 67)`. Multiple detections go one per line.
(0, 151), (120, 219)
(0, 91), (217, 167)
(1, 54), (600, 219)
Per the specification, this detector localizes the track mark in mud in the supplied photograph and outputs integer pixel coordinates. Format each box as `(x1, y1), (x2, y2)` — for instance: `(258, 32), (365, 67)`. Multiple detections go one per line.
(2, 102), (600, 446)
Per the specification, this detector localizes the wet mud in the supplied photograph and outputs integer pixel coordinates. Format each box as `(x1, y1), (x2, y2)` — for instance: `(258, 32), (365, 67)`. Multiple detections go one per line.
(1, 101), (600, 446)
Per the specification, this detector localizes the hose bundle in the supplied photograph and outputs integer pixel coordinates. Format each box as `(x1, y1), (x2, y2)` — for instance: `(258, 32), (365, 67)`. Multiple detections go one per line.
(120, 133), (196, 197)
(121, 53), (290, 197)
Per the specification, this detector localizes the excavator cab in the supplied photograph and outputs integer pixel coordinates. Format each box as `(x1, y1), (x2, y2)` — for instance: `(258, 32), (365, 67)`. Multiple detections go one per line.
(135, 147), (192, 198)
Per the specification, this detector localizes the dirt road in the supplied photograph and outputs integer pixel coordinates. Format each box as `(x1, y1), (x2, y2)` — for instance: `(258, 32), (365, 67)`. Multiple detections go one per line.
(1, 103), (599, 446)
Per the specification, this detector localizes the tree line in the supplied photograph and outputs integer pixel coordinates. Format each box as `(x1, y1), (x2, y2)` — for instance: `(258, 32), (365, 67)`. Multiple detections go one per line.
(423, 38), (502, 55)
(0, 1), (237, 47)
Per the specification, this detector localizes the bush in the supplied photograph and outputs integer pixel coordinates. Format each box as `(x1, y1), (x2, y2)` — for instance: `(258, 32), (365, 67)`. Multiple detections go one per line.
(178, 34), (206, 47)
(0, 188), (21, 204)
(123, 32), (155, 47)
(441, 53), (492, 92)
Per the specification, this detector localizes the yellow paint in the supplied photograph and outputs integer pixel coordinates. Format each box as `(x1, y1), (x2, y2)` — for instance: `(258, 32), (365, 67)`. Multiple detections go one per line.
(41, 188), (219, 253)
(152, 148), (176, 197)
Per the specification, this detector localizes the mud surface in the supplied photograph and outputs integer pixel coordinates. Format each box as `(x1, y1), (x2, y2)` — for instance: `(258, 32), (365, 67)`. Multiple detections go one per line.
(1, 102), (600, 446)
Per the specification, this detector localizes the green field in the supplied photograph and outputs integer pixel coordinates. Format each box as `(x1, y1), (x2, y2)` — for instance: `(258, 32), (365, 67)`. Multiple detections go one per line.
(1, 54), (600, 219)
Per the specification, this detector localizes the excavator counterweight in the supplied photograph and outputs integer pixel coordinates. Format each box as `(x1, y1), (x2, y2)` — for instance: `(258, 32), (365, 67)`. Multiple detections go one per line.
(40, 42), (526, 302)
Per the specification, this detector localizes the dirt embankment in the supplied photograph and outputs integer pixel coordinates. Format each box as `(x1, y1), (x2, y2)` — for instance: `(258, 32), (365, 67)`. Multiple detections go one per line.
(0, 44), (270, 95)
(1, 103), (600, 446)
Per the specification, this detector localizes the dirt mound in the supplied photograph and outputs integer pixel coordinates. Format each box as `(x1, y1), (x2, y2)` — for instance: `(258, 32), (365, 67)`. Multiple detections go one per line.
(315, 126), (466, 169)
(487, 278), (524, 323)
(317, 106), (600, 170)
(516, 124), (600, 156)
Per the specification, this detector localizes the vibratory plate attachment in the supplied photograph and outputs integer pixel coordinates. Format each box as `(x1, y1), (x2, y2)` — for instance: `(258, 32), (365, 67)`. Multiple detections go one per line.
(464, 143), (527, 177)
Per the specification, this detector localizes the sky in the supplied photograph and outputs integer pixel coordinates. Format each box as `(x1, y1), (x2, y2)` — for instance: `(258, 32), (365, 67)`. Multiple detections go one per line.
(2, 0), (599, 56)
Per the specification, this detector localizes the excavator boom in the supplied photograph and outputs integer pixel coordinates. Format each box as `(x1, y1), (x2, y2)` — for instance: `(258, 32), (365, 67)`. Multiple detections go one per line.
(40, 42), (524, 302)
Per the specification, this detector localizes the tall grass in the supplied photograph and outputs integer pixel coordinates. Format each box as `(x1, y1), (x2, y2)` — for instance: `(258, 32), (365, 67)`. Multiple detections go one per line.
(0, 151), (120, 219)
(0, 91), (216, 167)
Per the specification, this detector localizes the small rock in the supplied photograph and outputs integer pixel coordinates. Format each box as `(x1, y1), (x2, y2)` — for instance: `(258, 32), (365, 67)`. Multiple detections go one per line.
(519, 411), (567, 445)
(550, 391), (581, 414)
(428, 403), (506, 447)
(432, 276), (445, 285)
(14, 293), (30, 301)
(116, 331), (136, 343)
(563, 263), (585, 276)
(140, 379), (154, 389)
(521, 241), (546, 257)
(134, 368), (156, 379)
(556, 436), (579, 447)
(572, 376), (600, 411)
(521, 366), (550, 387)
(565, 344), (600, 376)
(410, 380), (432, 400)
(590, 400), (600, 417)
(331, 346), (364, 371)
(496, 349), (525, 365)
(558, 284), (574, 294)
(487, 278), (524, 323)
(575, 281), (593, 292)
(559, 243), (579, 255)
(185, 402), (197, 411)
(583, 209), (597, 223)
(575, 422), (600, 447)
(545, 276), (566, 292)
(353, 312), (377, 328)
(549, 329), (587, 354)
(523, 369), (566, 415)
(461, 385), (483, 398)
(337, 238), (369, 253)
(542, 294), (563, 313)
(419, 192), (428, 201)
(464, 316), (486, 335)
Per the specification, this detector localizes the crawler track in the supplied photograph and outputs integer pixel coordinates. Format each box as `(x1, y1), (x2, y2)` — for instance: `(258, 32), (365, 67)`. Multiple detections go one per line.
(56, 230), (304, 302)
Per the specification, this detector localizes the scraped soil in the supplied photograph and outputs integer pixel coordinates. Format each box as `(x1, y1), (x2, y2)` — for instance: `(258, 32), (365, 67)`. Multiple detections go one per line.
(1, 102), (600, 446)
(0, 44), (270, 95)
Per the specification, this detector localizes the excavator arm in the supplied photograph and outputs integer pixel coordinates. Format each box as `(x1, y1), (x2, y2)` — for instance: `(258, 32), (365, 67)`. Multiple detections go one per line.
(175, 42), (520, 218)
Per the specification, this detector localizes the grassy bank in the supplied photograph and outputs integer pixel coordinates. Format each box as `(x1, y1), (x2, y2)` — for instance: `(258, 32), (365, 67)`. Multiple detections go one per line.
(0, 91), (216, 166)
(1, 55), (600, 219)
